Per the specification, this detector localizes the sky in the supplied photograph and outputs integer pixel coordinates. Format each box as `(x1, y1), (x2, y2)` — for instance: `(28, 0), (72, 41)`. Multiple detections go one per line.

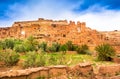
(0, 0), (120, 31)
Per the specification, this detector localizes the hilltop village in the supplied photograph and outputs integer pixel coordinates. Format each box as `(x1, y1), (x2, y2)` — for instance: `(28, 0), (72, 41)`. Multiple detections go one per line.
(0, 18), (120, 51)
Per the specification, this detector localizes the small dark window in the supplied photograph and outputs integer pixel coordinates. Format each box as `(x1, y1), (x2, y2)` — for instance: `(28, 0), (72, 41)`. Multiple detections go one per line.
(105, 37), (109, 40)
(88, 40), (91, 42)
(39, 37), (43, 39)
(53, 40), (56, 42)
(48, 34), (50, 37)
(63, 34), (66, 37)
(51, 24), (56, 28)
(88, 39), (93, 44)
(2, 32), (6, 35)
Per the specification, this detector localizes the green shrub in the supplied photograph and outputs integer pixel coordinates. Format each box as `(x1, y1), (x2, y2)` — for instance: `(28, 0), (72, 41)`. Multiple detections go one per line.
(23, 52), (37, 68)
(25, 44), (36, 51)
(58, 53), (67, 65)
(1, 39), (15, 49)
(3, 39), (15, 49)
(60, 44), (67, 53)
(95, 43), (115, 61)
(14, 45), (26, 53)
(0, 41), (3, 50)
(47, 42), (60, 52)
(24, 36), (39, 51)
(36, 76), (46, 79)
(49, 55), (57, 65)
(35, 53), (46, 67)
(23, 52), (46, 68)
(38, 42), (47, 52)
(47, 46), (53, 52)
(14, 39), (23, 45)
(77, 44), (89, 54)
(65, 41), (78, 51)
(0, 49), (19, 66)
(65, 41), (73, 51)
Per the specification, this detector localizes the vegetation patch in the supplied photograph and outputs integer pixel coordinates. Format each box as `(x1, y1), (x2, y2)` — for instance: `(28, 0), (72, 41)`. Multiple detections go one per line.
(95, 43), (115, 61)
(0, 37), (118, 71)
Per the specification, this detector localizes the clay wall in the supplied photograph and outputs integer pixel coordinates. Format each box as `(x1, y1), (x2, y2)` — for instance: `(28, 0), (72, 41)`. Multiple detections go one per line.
(95, 64), (120, 79)
(0, 18), (107, 46)
(0, 63), (93, 79)
(1, 63), (120, 79)
(0, 27), (11, 39)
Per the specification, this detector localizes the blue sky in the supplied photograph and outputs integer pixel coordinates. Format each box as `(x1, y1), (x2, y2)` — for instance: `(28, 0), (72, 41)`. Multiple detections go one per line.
(0, 0), (120, 31)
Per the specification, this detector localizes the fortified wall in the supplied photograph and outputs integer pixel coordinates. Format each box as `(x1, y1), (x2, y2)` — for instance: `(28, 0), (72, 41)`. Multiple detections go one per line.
(0, 18), (106, 47)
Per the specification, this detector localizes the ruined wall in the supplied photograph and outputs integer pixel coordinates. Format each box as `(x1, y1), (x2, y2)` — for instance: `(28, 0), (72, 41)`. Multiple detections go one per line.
(0, 63), (94, 79)
(101, 31), (120, 45)
(0, 63), (120, 79)
(0, 27), (11, 39)
(0, 18), (105, 47)
(96, 64), (120, 79)
(101, 31), (120, 53)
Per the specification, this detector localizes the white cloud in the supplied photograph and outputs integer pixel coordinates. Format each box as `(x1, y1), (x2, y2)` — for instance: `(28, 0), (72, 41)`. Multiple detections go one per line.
(74, 8), (120, 31)
(0, 0), (120, 31)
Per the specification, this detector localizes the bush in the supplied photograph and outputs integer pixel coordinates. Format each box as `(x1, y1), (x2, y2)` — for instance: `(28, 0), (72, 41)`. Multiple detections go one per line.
(14, 45), (26, 53)
(49, 55), (57, 65)
(2, 39), (15, 49)
(65, 41), (78, 51)
(57, 53), (67, 65)
(77, 44), (89, 54)
(0, 49), (19, 66)
(36, 76), (46, 79)
(38, 42), (47, 52)
(25, 44), (36, 51)
(23, 52), (46, 68)
(14, 39), (23, 45)
(47, 42), (60, 52)
(60, 44), (67, 53)
(23, 52), (37, 68)
(0, 39), (21, 50)
(35, 53), (46, 67)
(95, 43), (115, 61)
(24, 36), (39, 51)
(0, 41), (3, 50)
(65, 41), (72, 50)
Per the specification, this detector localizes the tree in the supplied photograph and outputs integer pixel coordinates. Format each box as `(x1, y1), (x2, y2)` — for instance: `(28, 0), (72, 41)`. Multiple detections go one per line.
(0, 49), (19, 66)
(65, 41), (77, 51)
(77, 44), (89, 54)
(23, 52), (37, 68)
(48, 42), (60, 52)
(38, 42), (47, 52)
(24, 36), (38, 51)
(3, 39), (15, 49)
(23, 52), (46, 68)
(0, 41), (4, 50)
(95, 43), (115, 61)
(14, 45), (26, 53)
(60, 44), (67, 54)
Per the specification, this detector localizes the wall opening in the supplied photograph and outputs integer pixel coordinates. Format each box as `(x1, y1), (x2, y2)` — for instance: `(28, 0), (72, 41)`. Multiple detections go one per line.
(63, 34), (66, 37)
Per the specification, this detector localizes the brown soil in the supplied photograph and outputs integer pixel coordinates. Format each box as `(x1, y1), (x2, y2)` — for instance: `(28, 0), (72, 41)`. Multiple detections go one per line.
(0, 60), (23, 72)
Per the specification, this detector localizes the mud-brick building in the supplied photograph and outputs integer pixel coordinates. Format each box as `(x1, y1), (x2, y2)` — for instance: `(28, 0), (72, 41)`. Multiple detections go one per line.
(0, 18), (106, 47)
